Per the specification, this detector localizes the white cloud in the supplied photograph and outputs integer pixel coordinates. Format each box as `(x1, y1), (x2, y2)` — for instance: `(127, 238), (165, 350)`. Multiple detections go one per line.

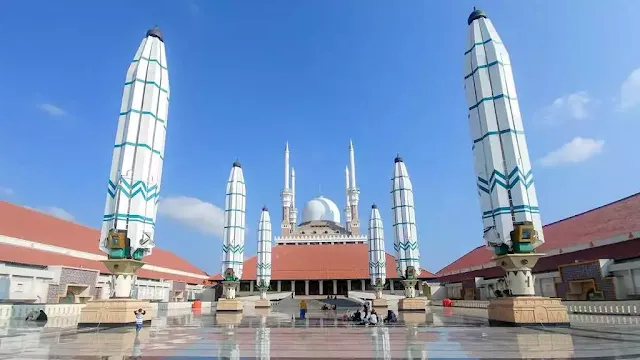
(539, 137), (604, 167)
(538, 91), (592, 125)
(37, 103), (66, 117)
(39, 206), (75, 222)
(158, 196), (224, 237)
(617, 68), (640, 111)
(0, 186), (13, 197)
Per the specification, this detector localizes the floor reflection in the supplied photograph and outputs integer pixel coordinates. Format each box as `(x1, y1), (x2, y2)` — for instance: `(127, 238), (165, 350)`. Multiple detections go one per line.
(1, 306), (639, 359)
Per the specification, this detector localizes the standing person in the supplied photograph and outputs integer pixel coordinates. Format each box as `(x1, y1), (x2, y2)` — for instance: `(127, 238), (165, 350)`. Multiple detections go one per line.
(363, 301), (369, 318)
(299, 299), (307, 320)
(133, 308), (146, 332)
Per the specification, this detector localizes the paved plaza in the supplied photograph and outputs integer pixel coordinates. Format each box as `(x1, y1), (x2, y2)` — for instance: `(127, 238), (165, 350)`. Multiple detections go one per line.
(1, 303), (640, 359)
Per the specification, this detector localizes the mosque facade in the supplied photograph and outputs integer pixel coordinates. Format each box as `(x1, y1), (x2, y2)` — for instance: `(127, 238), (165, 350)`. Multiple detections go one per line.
(213, 142), (436, 297)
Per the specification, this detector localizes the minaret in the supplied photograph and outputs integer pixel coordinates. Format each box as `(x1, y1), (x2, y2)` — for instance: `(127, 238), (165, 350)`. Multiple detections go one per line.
(464, 9), (543, 254)
(280, 142), (293, 236)
(368, 204), (386, 299)
(221, 160), (246, 299)
(256, 206), (272, 300)
(347, 140), (360, 235)
(344, 166), (352, 232)
(391, 155), (421, 298)
(98, 26), (169, 298)
(290, 167), (298, 230)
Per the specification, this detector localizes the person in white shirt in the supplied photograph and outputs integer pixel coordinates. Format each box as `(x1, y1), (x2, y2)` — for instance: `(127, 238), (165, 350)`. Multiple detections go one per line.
(133, 308), (146, 332)
(368, 309), (378, 325)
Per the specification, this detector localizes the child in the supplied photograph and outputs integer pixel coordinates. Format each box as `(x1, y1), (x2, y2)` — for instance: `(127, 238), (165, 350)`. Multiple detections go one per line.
(133, 308), (146, 332)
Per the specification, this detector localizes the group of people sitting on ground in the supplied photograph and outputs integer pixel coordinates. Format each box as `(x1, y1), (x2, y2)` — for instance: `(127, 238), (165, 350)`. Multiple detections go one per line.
(25, 310), (48, 322)
(320, 303), (337, 310)
(344, 301), (397, 326)
(326, 295), (339, 299)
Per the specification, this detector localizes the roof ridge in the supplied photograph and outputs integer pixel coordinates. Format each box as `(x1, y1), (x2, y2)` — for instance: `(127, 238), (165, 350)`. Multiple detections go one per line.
(436, 244), (485, 275)
(542, 192), (640, 228)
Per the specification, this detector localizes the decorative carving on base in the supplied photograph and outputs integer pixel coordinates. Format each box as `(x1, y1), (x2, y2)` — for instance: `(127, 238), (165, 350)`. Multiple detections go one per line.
(488, 296), (570, 326)
(402, 279), (418, 298)
(223, 281), (240, 299)
(102, 259), (145, 298)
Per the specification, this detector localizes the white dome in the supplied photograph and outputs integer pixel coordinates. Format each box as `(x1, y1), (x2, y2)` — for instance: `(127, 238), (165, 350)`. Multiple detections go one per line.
(301, 196), (341, 223)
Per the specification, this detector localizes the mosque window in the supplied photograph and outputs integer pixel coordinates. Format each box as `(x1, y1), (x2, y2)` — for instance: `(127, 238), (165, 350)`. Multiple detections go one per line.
(312, 231), (317, 234)
(301, 231), (305, 234)
(324, 231), (328, 234)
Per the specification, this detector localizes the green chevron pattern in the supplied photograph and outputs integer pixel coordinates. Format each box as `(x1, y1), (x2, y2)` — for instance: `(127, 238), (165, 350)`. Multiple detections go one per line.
(222, 244), (244, 253)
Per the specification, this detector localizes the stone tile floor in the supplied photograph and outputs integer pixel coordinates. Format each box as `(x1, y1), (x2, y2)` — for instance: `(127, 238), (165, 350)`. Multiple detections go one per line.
(1, 306), (640, 359)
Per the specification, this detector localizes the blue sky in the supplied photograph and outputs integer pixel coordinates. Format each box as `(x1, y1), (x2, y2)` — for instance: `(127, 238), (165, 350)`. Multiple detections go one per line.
(1, 1), (640, 275)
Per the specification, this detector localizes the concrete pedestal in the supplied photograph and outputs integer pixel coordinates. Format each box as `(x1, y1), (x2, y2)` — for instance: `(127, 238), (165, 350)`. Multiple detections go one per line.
(398, 298), (425, 312)
(400, 311), (427, 324)
(217, 299), (243, 312)
(255, 299), (271, 308)
(215, 312), (243, 325)
(372, 298), (388, 308)
(488, 297), (569, 327)
(489, 253), (569, 326)
(78, 299), (152, 328)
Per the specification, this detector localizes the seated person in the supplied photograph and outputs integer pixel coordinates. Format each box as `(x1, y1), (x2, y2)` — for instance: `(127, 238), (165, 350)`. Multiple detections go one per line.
(350, 310), (362, 322)
(384, 310), (397, 323)
(332, 304), (337, 310)
(321, 304), (329, 310)
(368, 310), (378, 326)
(25, 310), (38, 321)
(35, 310), (48, 322)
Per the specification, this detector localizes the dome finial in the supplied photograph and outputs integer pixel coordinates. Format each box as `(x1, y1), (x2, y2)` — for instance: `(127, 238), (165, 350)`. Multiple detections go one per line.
(371, 203), (378, 209)
(467, 8), (488, 25)
(394, 154), (403, 163)
(233, 159), (242, 168)
(146, 25), (164, 42)
(262, 205), (268, 211)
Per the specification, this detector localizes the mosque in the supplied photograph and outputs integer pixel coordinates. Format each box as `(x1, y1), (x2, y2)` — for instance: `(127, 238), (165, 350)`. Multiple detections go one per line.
(212, 142), (436, 296)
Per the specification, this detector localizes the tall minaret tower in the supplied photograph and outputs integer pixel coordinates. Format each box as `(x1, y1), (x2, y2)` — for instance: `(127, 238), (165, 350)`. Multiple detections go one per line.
(344, 166), (352, 232)
(290, 167), (298, 231)
(280, 142), (293, 236)
(347, 140), (360, 235)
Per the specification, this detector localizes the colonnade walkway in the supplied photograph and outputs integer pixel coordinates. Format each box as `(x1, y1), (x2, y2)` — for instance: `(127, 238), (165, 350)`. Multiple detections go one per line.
(2, 305), (640, 359)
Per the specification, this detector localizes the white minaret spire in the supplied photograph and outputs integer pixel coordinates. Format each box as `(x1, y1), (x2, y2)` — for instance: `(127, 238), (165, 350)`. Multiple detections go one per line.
(290, 167), (297, 229)
(464, 9), (543, 252)
(347, 140), (360, 235)
(221, 160), (246, 299)
(256, 206), (272, 300)
(349, 140), (357, 188)
(391, 155), (421, 298)
(284, 142), (290, 190)
(344, 166), (352, 231)
(368, 204), (387, 299)
(280, 142), (293, 236)
(98, 26), (169, 298)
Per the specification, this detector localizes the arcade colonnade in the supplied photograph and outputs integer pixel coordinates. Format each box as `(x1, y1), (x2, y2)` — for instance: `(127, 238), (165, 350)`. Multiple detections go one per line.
(238, 278), (413, 296)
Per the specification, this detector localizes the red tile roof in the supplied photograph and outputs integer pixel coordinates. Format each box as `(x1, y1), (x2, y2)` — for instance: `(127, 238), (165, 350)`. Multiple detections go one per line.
(0, 243), (205, 284)
(437, 192), (640, 276)
(0, 201), (208, 281)
(211, 243), (436, 281)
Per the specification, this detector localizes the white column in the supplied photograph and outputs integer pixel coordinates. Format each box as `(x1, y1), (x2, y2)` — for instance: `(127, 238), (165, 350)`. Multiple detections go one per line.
(250, 281), (254, 294)
(291, 280), (295, 294)
(347, 280), (352, 292)
(319, 280), (323, 295)
(361, 279), (366, 291)
(305, 280), (309, 295)
(390, 279), (395, 294)
(277, 281), (282, 292)
(333, 280), (337, 295)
